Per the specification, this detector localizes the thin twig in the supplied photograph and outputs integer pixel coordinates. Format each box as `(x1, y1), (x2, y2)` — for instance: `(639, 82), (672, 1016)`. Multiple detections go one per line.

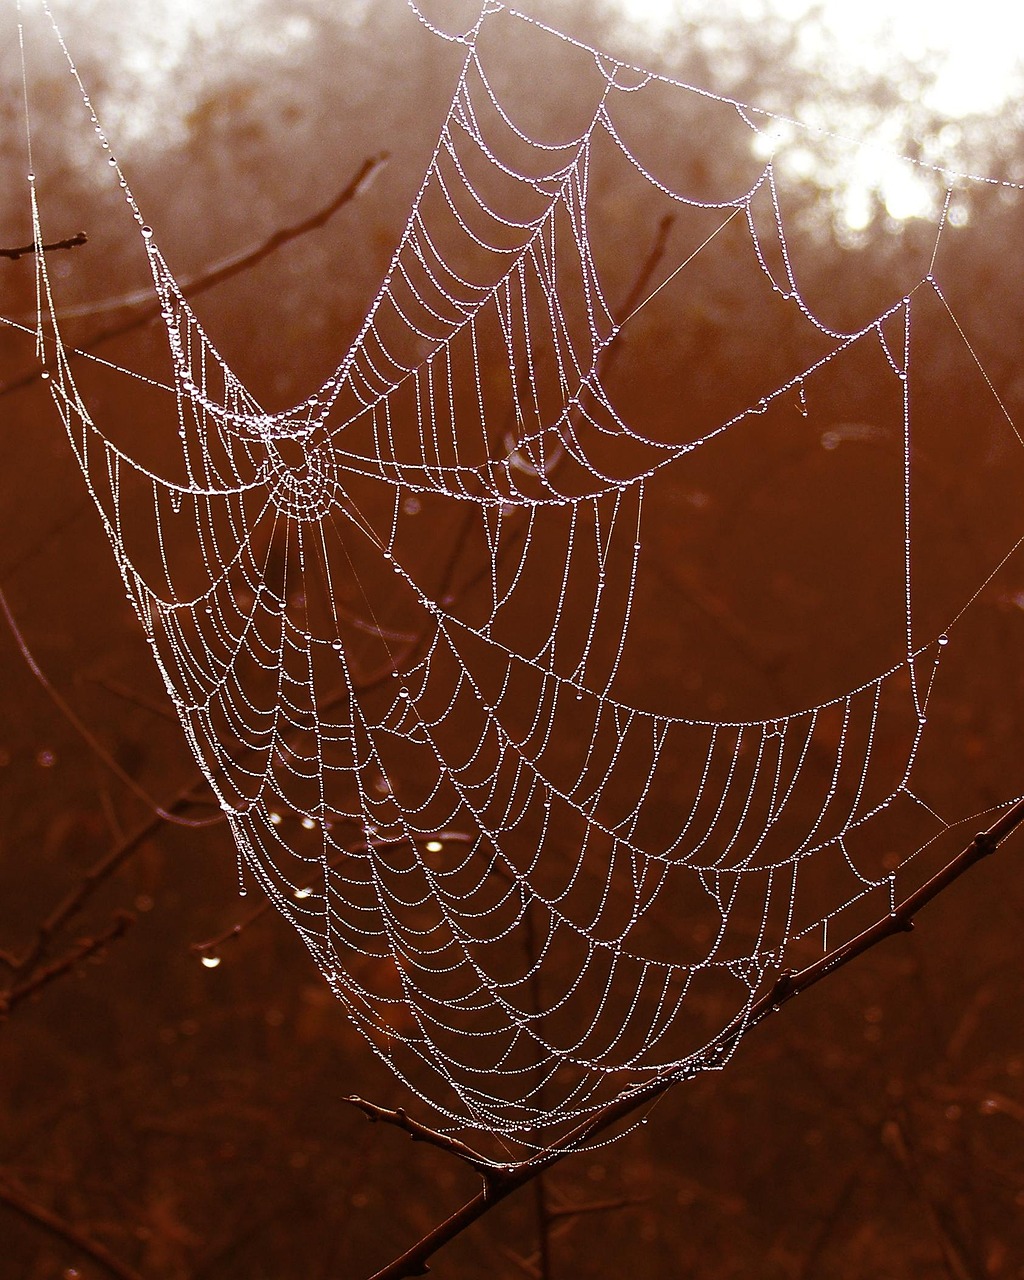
(451, 211), (678, 612)
(881, 1115), (980, 1280)
(497, 1244), (541, 1278)
(1, 912), (135, 1016)
(613, 214), (676, 332)
(0, 154), (388, 397)
(344, 1097), (494, 1175)
(84, 673), (180, 722)
(0, 1170), (143, 1280)
(87, 153), (390, 347)
(0, 231), (87, 261)
(0, 582), (217, 826)
(8, 789), (198, 981)
(364, 800), (1024, 1280)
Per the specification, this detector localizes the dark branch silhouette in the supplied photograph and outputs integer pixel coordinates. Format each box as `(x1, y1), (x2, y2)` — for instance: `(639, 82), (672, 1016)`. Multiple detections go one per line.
(0, 231), (87, 260)
(344, 1097), (496, 1176)
(0, 1169), (144, 1280)
(0, 153), (388, 397)
(86, 152), (389, 349)
(0, 911), (134, 1017)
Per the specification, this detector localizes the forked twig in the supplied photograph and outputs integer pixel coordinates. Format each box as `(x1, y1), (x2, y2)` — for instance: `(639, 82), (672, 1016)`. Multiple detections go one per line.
(344, 1097), (496, 1176)
(1, 912), (135, 1016)
(6, 788), (198, 983)
(362, 800), (1024, 1280)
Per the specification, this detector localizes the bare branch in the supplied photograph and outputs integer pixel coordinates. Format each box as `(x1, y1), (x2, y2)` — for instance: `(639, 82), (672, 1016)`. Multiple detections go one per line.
(0, 1170), (143, 1280)
(0, 231), (87, 261)
(344, 1097), (495, 1176)
(1, 912), (135, 1017)
(87, 152), (390, 348)
(496, 1244), (541, 1279)
(881, 1115), (979, 1280)
(85, 672), (181, 722)
(0, 154), (388, 397)
(612, 213), (676, 335)
(7, 788), (198, 982)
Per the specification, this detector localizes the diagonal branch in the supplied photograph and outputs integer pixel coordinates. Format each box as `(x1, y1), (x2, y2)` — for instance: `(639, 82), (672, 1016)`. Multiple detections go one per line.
(344, 1097), (495, 1176)
(1, 912), (135, 1016)
(546, 1195), (647, 1222)
(364, 798), (1024, 1280)
(7, 787), (199, 982)
(85, 152), (389, 349)
(0, 1170), (144, 1280)
(0, 153), (388, 397)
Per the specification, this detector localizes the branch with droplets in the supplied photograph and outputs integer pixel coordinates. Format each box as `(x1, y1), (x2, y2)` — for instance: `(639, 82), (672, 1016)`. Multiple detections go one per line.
(357, 799), (1024, 1280)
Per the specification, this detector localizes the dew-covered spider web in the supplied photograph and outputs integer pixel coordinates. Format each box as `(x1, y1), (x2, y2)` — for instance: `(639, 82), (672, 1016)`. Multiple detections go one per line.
(10, 0), (1024, 1154)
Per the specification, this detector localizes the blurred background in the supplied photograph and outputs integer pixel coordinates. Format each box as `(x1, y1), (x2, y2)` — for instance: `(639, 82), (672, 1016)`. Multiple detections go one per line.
(1, 0), (1023, 1276)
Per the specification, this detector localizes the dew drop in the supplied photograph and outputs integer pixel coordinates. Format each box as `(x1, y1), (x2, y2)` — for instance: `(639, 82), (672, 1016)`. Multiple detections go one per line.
(937, 633), (949, 646)
(141, 225), (153, 239)
(425, 840), (444, 853)
(201, 955), (221, 969)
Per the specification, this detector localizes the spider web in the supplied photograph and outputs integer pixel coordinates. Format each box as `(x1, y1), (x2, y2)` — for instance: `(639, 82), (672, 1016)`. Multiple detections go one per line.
(12, 0), (1024, 1153)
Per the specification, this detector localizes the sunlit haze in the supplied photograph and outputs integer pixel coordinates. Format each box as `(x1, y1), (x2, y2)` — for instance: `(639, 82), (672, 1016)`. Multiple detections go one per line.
(622, 0), (1023, 118)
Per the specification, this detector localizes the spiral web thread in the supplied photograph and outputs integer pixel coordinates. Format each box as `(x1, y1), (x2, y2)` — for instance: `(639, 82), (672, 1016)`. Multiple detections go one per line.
(13, 0), (1024, 1153)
